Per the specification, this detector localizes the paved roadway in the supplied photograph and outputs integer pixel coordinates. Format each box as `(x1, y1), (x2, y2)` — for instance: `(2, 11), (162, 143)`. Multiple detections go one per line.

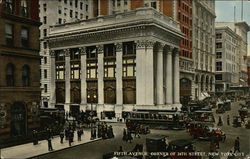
(33, 101), (249, 159)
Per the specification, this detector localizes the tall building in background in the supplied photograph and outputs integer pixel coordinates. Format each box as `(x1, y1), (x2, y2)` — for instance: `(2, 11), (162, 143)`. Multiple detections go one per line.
(0, 0), (41, 140)
(192, 0), (216, 100)
(215, 22), (250, 95)
(214, 26), (241, 93)
(39, 0), (93, 108)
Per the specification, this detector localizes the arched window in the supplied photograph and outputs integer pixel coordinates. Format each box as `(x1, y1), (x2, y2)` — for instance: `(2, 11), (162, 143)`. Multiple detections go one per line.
(6, 63), (14, 86)
(22, 65), (30, 86)
(21, 0), (28, 17)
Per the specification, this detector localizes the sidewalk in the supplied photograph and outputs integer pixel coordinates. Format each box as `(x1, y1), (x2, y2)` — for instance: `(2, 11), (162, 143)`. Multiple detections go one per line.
(1, 129), (101, 159)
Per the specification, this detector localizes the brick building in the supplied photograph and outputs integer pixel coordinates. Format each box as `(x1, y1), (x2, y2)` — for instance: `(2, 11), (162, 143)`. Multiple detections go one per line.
(0, 0), (41, 141)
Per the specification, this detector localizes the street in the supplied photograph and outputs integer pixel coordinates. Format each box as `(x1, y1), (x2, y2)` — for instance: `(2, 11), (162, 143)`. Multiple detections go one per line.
(32, 101), (249, 159)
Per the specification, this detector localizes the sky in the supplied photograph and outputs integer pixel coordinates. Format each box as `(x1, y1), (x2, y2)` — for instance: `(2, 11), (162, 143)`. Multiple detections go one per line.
(215, 0), (250, 55)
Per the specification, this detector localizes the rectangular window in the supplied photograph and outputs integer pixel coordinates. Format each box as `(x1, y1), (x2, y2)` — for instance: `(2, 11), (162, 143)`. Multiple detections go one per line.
(216, 52), (222, 59)
(55, 51), (65, 61)
(44, 84), (48, 93)
(43, 3), (47, 12)
(71, 62), (80, 79)
(216, 33), (222, 39)
(43, 29), (47, 37)
(216, 43), (222, 49)
(64, 0), (67, 4)
(44, 57), (47, 64)
(43, 16), (47, 24)
(5, 24), (13, 46)
(124, 0), (128, 5)
(123, 59), (136, 77)
(70, 0), (73, 6)
(21, 0), (28, 17)
(56, 64), (65, 80)
(151, 2), (157, 9)
(86, 4), (88, 12)
(43, 42), (47, 49)
(5, 0), (14, 14)
(70, 10), (73, 18)
(44, 69), (47, 78)
(70, 48), (80, 59)
(21, 27), (29, 47)
(123, 42), (136, 55)
(58, 18), (62, 24)
(104, 44), (116, 57)
(80, 2), (83, 9)
(104, 61), (116, 78)
(87, 61), (98, 79)
(58, 6), (62, 14)
(75, 12), (78, 18)
(215, 74), (222, 80)
(64, 8), (67, 16)
(80, 13), (83, 19)
(75, 0), (78, 8)
(216, 62), (222, 71)
(87, 46), (97, 58)
(117, 0), (121, 6)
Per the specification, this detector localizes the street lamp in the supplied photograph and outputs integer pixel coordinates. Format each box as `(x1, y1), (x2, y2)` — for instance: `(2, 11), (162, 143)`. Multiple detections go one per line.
(87, 94), (96, 140)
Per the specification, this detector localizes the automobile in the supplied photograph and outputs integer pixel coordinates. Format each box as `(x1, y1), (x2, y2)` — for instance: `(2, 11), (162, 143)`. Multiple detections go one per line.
(167, 139), (202, 159)
(146, 135), (169, 152)
(245, 120), (250, 129)
(233, 116), (241, 127)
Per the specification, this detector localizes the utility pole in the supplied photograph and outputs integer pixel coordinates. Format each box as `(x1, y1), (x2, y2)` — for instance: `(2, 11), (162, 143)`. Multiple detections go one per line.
(241, 0), (243, 21)
(234, 6), (236, 22)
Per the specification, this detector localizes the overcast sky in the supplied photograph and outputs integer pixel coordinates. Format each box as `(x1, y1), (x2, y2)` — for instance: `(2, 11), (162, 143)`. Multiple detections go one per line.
(215, 0), (250, 55)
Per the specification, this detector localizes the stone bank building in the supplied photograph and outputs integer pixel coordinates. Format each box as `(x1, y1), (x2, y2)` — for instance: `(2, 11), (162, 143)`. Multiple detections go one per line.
(47, 7), (183, 119)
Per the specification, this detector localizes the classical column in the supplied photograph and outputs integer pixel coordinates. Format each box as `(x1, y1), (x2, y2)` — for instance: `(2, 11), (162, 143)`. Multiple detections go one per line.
(173, 48), (180, 104)
(116, 43), (123, 105)
(80, 47), (87, 111)
(165, 46), (173, 105)
(50, 50), (56, 107)
(97, 45), (104, 105)
(136, 40), (146, 106)
(145, 41), (155, 106)
(65, 49), (71, 113)
(156, 43), (164, 105)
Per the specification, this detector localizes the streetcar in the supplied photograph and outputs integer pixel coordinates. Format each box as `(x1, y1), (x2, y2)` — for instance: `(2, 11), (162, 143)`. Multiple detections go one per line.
(126, 110), (185, 130)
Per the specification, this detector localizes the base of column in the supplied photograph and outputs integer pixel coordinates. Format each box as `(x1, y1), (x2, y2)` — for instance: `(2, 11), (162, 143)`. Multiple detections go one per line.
(64, 103), (70, 113)
(80, 103), (87, 112)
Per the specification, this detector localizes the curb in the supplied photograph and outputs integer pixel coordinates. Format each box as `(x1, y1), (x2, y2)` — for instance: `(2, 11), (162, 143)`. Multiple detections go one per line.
(27, 138), (102, 159)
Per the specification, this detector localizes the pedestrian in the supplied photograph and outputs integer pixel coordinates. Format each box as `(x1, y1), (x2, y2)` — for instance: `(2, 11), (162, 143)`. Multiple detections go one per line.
(60, 131), (64, 143)
(93, 128), (97, 139)
(77, 129), (81, 141)
(47, 137), (53, 151)
(215, 135), (220, 149)
(127, 130), (133, 143)
(118, 146), (123, 152)
(227, 115), (230, 125)
(32, 130), (38, 145)
(123, 128), (127, 142)
(217, 116), (223, 126)
(234, 137), (240, 153)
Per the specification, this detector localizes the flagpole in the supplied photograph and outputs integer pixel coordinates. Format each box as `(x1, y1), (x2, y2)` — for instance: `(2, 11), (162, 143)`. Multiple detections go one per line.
(241, 0), (243, 21)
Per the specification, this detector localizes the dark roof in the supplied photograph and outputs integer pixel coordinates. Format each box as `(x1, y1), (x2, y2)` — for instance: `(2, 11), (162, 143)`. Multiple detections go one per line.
(146, 135), (168, 140)
(169, 139), (194, 147)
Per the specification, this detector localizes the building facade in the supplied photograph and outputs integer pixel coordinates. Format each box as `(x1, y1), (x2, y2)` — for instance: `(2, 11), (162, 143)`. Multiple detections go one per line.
(40, 0), (93, 108)
(0, 0), (41, 140)
(192, 0), (216, 100)
(48, 7), (183, 119)
(215, 22), (250, 94)
(214, 26), (241, 92)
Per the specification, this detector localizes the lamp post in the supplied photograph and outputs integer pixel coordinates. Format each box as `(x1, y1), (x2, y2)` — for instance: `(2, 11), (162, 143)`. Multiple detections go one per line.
(87, 94), (96, 140)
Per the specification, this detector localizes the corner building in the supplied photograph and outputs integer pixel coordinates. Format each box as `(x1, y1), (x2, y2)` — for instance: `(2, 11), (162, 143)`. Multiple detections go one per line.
(0, 0), (41, 140)
(48, 7), (183, 119)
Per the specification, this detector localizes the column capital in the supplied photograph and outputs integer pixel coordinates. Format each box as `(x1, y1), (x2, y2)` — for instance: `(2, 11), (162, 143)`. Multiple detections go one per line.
(115, 42), (122, 52)
(80, 47), (86, 55)
(64, 49), (70, 57)
(50, 50), (55, 57)
(166, 45), (174, 54)
(97, 45), (104, 54)
(136, 40), (155, 49)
